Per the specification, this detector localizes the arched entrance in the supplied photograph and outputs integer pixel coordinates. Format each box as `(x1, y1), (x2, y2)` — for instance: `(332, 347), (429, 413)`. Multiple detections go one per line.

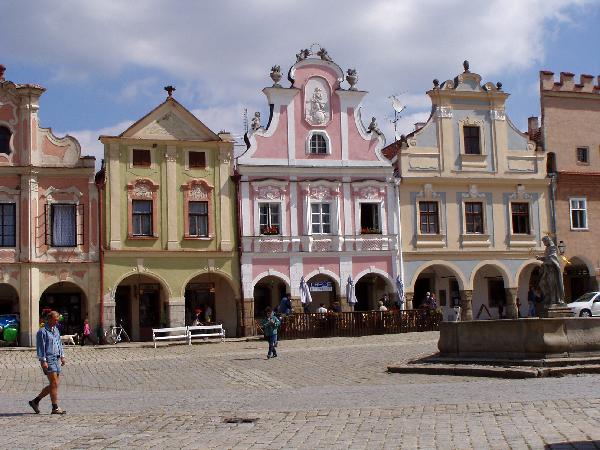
(184, 273), (237, 337)
(412, 264), (463, 309)
(471, 265), (510, 320)
(517, 262), (541, 317)
(0, 283), (18, 315)
(114, 274), (168, 341)
(253, 275), (289, 318)
(355, 273), (394, 311)
(306, 273), (338, 312)
(40, 282), (87, 335)
(564, 257), (595, 302)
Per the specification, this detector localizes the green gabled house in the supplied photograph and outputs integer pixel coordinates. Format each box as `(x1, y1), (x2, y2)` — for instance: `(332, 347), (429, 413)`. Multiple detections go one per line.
(99, 91), (241, 340)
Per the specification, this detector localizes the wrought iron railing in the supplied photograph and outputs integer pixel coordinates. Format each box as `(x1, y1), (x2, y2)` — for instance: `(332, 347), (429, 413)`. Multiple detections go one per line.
(255, 309), (441, 340)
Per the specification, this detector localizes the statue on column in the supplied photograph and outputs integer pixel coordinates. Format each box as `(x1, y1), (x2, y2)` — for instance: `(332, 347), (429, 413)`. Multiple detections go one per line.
(536, 236), (565, 305)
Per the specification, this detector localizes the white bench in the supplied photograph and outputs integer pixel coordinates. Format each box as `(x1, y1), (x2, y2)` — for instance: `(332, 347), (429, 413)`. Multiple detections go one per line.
(188, 324), (225, 343)
(60, 334), (77, 345)
(152, 326), (190, 348)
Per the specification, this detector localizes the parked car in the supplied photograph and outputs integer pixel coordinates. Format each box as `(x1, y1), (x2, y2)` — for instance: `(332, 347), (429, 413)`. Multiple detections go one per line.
(0, 314), (20, 340)
(566, 292), (600, 317)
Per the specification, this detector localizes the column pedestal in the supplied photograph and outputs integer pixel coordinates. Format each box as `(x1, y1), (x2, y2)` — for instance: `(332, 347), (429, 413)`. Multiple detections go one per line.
(405, 292), (414, 310)
(505, 287), (518, 319)
(167, 298), (185, 328)
(459, 290), (473, 321)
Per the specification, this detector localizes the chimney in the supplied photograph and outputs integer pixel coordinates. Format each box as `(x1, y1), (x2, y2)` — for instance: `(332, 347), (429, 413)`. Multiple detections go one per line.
(580, 74), (594, 93)
(0, 65), (5, 81)
(528, 116), (539, 138)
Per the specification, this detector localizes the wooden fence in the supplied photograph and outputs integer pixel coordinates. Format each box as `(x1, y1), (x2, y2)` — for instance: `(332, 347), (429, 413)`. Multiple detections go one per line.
(255, 309), (441, 340)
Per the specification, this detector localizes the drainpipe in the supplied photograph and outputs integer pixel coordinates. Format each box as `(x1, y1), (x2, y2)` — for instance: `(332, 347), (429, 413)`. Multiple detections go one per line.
(232, 168), (246, 337)
(94, 161), (106, 336)
(548, 172), (557, 238)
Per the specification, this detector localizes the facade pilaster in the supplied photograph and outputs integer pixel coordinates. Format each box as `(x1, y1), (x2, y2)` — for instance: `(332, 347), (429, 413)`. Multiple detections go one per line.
(165, 145), (179, 250)
(167, 297), (185, 327)
(218, 145), (233, 251)
(405, 292), (414, 310)
(108, 143), (122, 249)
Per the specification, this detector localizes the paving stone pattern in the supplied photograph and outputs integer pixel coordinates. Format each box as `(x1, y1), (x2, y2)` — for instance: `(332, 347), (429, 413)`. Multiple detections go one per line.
(1, 332), (599, 449)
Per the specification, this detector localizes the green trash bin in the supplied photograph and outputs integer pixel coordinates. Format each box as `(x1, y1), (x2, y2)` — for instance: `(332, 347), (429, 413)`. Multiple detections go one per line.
(3, 326), (18, 343)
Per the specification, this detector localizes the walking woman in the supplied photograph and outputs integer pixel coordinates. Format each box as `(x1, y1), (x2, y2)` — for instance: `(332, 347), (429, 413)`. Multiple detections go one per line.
(261, 307), (280, 359)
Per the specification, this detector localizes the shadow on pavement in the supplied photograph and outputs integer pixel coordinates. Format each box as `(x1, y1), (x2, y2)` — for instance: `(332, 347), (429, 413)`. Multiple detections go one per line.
(545, 441), (600, 449)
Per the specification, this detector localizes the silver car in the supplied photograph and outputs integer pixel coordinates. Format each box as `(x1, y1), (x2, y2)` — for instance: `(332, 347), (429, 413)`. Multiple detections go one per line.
(567, 292), (600, 317)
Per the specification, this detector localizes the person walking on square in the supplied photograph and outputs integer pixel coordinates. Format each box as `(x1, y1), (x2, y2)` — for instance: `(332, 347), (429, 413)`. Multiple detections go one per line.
(80, 318), (95, 346)
(29, 310), (67, 415)
(261, 307), (280, 359)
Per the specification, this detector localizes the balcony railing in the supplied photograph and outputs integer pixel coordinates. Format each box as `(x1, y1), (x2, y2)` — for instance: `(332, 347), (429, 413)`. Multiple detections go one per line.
(242, 234), (398, 253)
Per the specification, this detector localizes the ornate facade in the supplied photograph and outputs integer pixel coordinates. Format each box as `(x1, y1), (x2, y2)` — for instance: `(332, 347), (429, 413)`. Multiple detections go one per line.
(388, 62), (549, 320)
(0, 65), (99, 345)
(99, 94), (240, 340)
(238, 48), (401, 333)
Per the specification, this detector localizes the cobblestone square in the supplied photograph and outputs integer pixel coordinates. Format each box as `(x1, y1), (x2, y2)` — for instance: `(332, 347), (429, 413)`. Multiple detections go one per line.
(2, 332), (599, 449)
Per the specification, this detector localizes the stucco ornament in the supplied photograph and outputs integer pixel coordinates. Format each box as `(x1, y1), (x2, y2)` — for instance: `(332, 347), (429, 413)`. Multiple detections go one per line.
(346, 69), (358, 90)
(490, 109), (506, 121)
(251, 112), (261, 131)
(436, 106), (453, 118)
(367, 117), (382, 135)
(256, 185), (285, 200)
(189, 185), (209, 200)
(536, 236), (565, 305)
(270, 65), (282, 87)
(357, 186), (384, 200)
(296, 48), (310, 62)
(133, 183), (153, 199)
(310, 186), (333, 201)
(317, 47), (333, 62)
(306, 86), (329, 125)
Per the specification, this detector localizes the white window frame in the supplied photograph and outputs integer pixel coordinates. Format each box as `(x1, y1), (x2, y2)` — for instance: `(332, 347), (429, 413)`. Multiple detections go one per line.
(311, 202), (332, 235)
(45, 187), (84, 254)
(306, 130), (331, 155)
(569, 197), (588, 230)
(357, 201), (384, 235)
(129, 145), (155, 169)
(257, 202), (282, 235)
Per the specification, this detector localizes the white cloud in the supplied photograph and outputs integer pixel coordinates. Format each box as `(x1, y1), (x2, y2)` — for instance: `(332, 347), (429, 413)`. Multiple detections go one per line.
(60, 121), (133, 169)
(5, 0), (593, 142)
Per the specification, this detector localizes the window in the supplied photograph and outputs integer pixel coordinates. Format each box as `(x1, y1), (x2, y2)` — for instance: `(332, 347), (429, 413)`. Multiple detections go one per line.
(463, 126), (481, 155)
(419, 201), (439, 234)
(309, 133), (327, 154)
(132, 200), (153, 236)
(132, 149), (151, 167)
(511, 202), (530, 234)
(570, 198), (587, 230)
(311, 203), (331, 234)
(0, 127), (11, 155)
(259, 203), (280, 235)
(0, 203), (15, 247)
(465, 202), (484, 234)
(360, 203), (381, 234)
(188, 151), (206, 168)
(51, 204), (77, 247)
(576, 147), (589, 164)
(188, 201), (209, 237)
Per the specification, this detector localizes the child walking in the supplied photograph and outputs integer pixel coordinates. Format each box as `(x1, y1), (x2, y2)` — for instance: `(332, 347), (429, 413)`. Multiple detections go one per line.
(261, 307), (280, 359)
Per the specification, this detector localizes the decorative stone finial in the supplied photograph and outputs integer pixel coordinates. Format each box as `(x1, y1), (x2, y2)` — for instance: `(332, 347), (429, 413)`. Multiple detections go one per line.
(251, 112), (261, 131)
(346, 68), (358, 90)
(296, 48), (310, 62)
(270, 65), (282, 87)
(317, 47), (333, 62)
(463, 60), (470, 73)
(496, 81), (503, 91)
(0, 64), (5, 81)
(367, 117), (382, 135)
(433, 79), (439, 88)
(164, 85), (176, 98)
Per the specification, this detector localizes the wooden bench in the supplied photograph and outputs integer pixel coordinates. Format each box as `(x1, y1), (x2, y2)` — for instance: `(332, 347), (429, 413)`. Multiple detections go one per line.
(152, 326), (190, 348)
(188, 324), (225, 343)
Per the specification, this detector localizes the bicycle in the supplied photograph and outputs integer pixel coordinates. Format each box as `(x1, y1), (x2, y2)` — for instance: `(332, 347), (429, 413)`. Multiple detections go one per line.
(104, 320), (131, 344)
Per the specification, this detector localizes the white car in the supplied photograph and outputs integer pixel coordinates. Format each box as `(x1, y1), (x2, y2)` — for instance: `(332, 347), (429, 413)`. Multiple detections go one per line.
(567, 292), (600, 317)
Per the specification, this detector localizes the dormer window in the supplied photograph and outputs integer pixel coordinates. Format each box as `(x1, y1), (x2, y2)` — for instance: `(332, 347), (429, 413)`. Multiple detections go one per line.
(0, 127), (11, 155)
(463, 126), (481, 155)
(309, 132), (328, 154)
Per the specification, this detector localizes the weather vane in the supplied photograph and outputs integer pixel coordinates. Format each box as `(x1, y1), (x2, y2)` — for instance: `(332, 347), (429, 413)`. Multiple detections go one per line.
(164, 85), (176, 98)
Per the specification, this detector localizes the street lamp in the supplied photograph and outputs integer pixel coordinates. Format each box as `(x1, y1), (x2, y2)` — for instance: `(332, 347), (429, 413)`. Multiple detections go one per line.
(557, 240), (566, 256)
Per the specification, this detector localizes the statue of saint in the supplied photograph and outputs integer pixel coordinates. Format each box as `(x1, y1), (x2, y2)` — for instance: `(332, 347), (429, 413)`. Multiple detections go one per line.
(536, 236), (565, 305)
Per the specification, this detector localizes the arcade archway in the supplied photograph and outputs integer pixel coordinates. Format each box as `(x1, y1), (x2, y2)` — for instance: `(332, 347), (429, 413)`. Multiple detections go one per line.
(411, 264), (465, 309)
(0, 283), (18, 315)
(40, 282), (87, 335)
(305, 273), (339, 312)
(253, 275), (289, 318)
(564, 257), (596, 302)
(471, 264), (510, 320)
(354, 273), (394, 311)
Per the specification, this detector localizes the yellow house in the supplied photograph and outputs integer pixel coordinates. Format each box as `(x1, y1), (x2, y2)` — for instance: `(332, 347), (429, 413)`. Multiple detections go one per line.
(99, 91), (240, 340)
(390, 62), (549, 320)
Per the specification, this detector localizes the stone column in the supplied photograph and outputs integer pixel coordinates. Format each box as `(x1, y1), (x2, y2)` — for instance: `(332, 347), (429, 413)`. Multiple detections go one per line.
(505, 287), (518, 319)
(459, 290), (473, 321)
(291, 296), (302, 313)
(404, 292), (414, 310)
(167, 297), (185, 328)
(242, 297), (255, 336)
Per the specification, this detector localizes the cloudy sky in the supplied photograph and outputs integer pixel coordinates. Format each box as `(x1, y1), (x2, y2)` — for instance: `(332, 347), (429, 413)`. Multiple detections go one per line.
(2, 0), (599, 165)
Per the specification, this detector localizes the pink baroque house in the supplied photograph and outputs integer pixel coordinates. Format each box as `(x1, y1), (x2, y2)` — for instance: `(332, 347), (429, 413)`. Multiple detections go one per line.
(0, 65), (99, 346)
(237, 48), (402, 325)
